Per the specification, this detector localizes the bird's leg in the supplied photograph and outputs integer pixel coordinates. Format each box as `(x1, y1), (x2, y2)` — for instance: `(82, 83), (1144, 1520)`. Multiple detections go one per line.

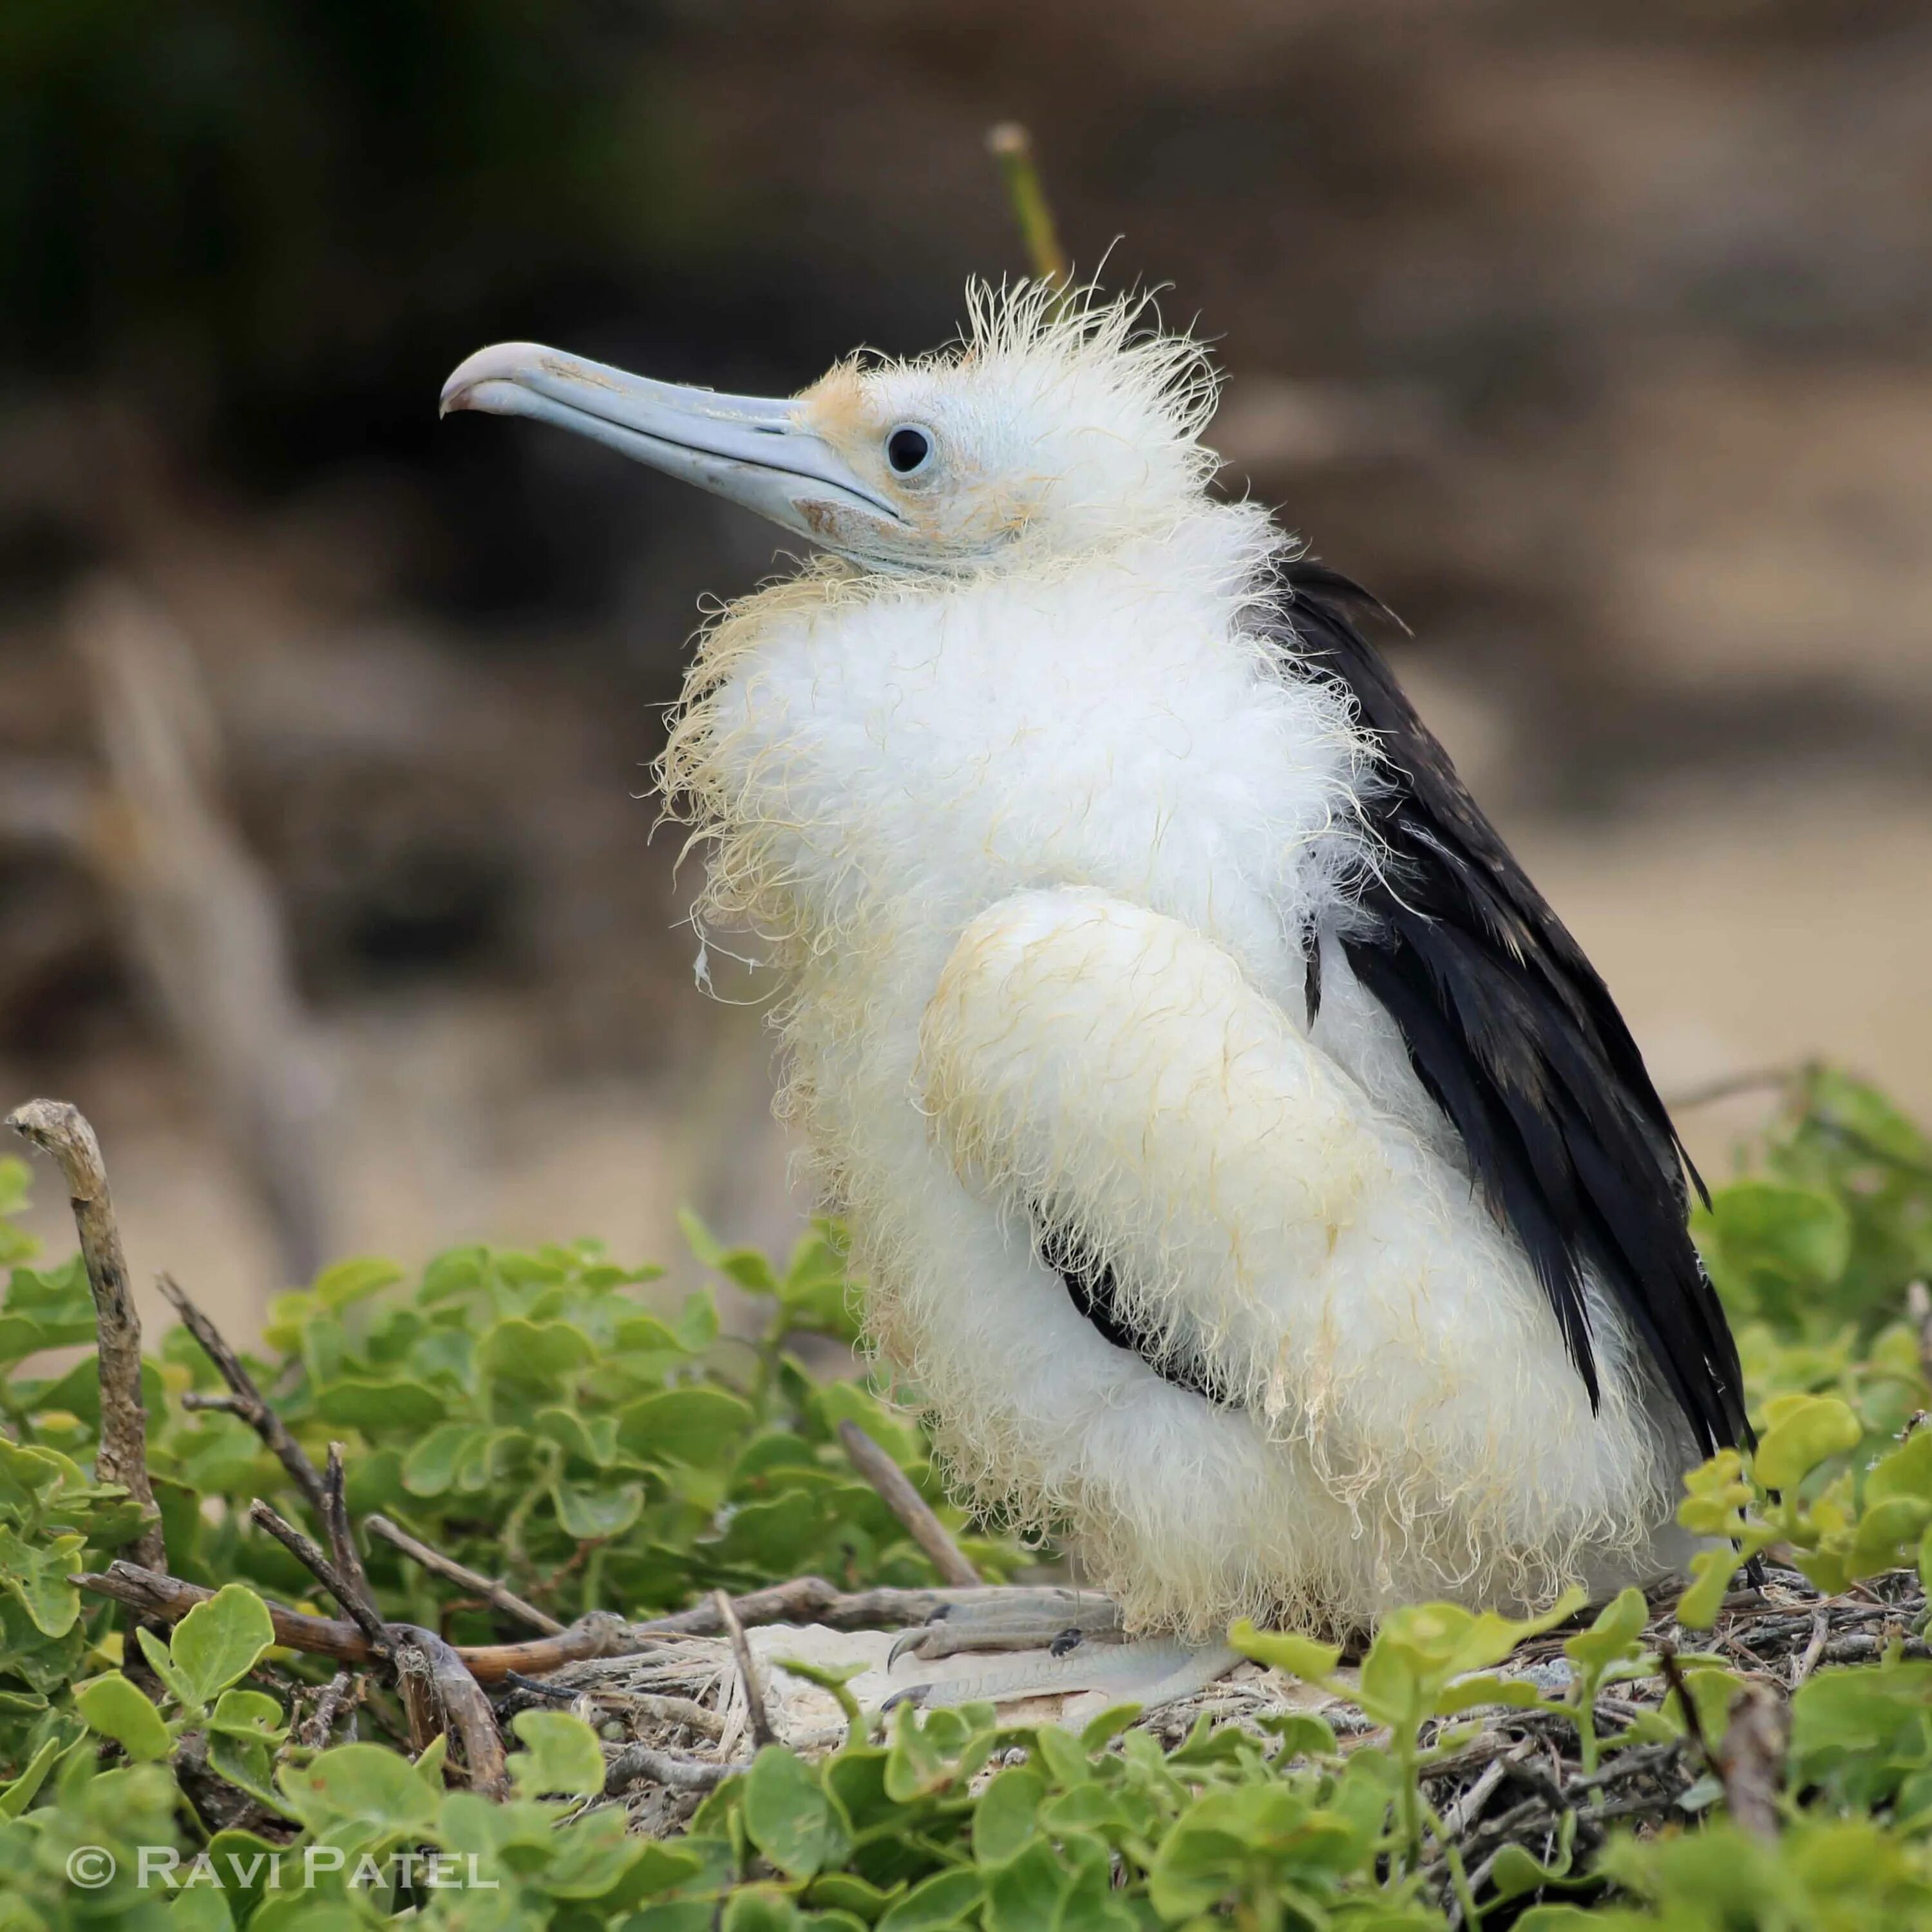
(881, 1587), (1236, 1713)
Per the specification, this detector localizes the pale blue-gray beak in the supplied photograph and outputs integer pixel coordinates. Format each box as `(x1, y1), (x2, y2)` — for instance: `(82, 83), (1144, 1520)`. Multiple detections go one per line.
(440, 341), (903, 550)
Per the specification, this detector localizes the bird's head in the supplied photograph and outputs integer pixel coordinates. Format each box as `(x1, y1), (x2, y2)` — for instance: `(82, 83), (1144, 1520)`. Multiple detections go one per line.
(440, 284), (1222, 576)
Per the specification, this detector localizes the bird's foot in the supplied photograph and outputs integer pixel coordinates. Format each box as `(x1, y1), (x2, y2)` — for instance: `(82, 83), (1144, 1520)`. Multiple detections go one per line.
(881, 1587), (1235, 1714)
(887, 1587), (1126, 1666)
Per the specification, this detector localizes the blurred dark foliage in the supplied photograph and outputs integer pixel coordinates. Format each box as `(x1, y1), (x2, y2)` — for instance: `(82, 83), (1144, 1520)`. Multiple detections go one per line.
(3, 2), (675, 430)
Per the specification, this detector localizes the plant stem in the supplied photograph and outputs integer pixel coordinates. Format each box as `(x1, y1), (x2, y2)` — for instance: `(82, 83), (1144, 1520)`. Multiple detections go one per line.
(986, 123), (1069, 289)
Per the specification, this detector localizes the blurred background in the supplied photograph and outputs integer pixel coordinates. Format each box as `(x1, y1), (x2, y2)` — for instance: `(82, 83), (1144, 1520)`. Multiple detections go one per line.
(3, 0), (1928, 1339)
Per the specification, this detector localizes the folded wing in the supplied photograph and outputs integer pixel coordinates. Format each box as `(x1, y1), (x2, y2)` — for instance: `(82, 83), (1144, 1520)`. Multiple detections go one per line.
(1276, 559), (1749, 1455)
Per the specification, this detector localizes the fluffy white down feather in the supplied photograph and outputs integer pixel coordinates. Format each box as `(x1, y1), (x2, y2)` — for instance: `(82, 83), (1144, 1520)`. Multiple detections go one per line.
(658, 295), (1693, 1638)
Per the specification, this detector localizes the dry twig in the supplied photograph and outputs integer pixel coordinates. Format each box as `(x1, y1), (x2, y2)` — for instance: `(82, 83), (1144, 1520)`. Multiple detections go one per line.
(393, 1623), (508, 1797)
(714, 1589), (775, 1750)
(159, 1272), (330, 1522)
(297, 1671), (361, 1752)
(366, 1514), (565, 1636)
(1716, 1683), (1790, 1842)
(6, 1099), (165, 1571)
(837, 1419), (981, 1587)
(77, 1562), (633, 1681)
(249, 1500), (393, 1658)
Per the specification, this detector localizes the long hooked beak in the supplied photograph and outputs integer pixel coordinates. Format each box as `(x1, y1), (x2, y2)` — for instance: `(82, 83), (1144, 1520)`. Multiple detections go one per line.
(440, 343), (904, 547)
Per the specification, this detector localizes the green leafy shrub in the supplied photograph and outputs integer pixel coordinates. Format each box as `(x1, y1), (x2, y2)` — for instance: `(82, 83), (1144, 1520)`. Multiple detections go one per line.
(5, 1068), (1932, 1931)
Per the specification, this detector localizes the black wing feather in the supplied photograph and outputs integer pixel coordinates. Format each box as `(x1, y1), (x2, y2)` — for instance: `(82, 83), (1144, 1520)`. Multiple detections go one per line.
(1276, 558), (1749, 1456)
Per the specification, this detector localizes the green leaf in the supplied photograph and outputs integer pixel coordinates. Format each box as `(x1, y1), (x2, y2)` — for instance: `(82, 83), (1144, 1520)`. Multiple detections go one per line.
(509, 1708), (607, 1799)
(983, 1840), (1068, 1932)
(0, 1736), (61, 1819)
(401, 1423), (482, 1497)
(208, 1730), (296, 1817)
(0, 1523), (82, 1636)
(876, 1868), (983, 1932)
(1755, 1394), (1862, 1492)
(76, 1673), (173, 1761)
(316, 1376), (447, 1431)
(0, 1437), (75, 1521)
(311, 1257), (405, 1309)
(618, 1386), (755, 1465)
(972, 1765), (1046, 1864)
(278, 1740), (440, 1833)
(1703, 1181), (1852, 1305)
(171, 1584), (276, 1707)
(1227, 1617), (1342, 1683)
(1867, 1430), (1932, 1507)
(612, 1312), (687, 1355)
(138, 1624), (198, 1707)
(744, 1743), (848, 1880)
(553, 1479), (644, 1540)
(1565, 1586), (1649, 1674)
(722, 1889), (804, 1932)
(478, 1317), (595, 1385)
(1676, 1548), (1742, 1631)
(208, 1687), (288, 1744)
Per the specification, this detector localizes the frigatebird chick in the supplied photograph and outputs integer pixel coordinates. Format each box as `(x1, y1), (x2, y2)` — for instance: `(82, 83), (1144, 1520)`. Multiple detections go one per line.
(442, 287), (1747, 1705)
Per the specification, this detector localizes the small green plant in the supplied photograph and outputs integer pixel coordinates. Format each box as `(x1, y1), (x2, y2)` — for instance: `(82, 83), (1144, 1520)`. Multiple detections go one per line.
(5, 1068), (1932, 1930)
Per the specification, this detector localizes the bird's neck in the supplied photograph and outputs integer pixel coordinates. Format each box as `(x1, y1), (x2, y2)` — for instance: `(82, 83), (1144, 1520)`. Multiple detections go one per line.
(659, 500), (1363, 1005)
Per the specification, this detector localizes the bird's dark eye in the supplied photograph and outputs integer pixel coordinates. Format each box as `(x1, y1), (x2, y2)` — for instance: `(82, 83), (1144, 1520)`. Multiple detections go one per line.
(886, 426), (933, 475)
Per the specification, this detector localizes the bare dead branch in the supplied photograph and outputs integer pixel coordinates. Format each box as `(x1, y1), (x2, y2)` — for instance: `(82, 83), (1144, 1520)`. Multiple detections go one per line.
(1654, 1642), (1714, 1768)
(713, 1589), (774, 1750)
(1717, 1683), (1790, 1842)
(77, 1562), (634, 1681)
(1791, 1606), (1832, 1689)
(296, 1671), (361, 1752)
(365, 1514), (565, 1636)
(5, 1099), (164, 1571)
(393, 1624), (508, 1797)
(67, 578), (331, 1282)
(1664, 1064), (1807, 1113)
(321, 1443), (381, 1623)
(837, 1419), (981, 1587)
(249, 1500), (392, 1659)
(158, 1271), (330, 1523)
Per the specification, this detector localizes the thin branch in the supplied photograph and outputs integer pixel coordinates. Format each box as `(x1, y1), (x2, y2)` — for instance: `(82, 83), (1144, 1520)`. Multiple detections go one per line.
(1716, 1683), (1788, 1842)
(180, 1391), (247, 1415)
(297, 1671), (360, 1752)
(1654, 1643), (1714, 1769)
(6, 1099), (164, 1571)
(985, 123), (1069, 288)
(1664, 1065), (1806, 1112)
(77, 1562), (634, 1681)
(248, 1500), (392, 1659)
(158, 1271), (329, 1524)
(366, 1514), (565, 1636)
(714, 1589), (774, 1750)
(1791, 1606), (1832, 1689)
(837, 1419), (981, 1587)
(321, 1443), (381, 1624)
(393, 1623), (507, 1797)
(68, 578), (332, 1281)
(605, 1743), (748, 1797)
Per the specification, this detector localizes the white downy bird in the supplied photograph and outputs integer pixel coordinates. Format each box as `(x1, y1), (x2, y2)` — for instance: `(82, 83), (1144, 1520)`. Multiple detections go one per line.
(442, 286), (1747, 1707)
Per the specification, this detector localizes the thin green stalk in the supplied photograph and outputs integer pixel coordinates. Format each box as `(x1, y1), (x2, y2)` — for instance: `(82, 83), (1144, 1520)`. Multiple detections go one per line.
(986, 123), (1070, 290)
